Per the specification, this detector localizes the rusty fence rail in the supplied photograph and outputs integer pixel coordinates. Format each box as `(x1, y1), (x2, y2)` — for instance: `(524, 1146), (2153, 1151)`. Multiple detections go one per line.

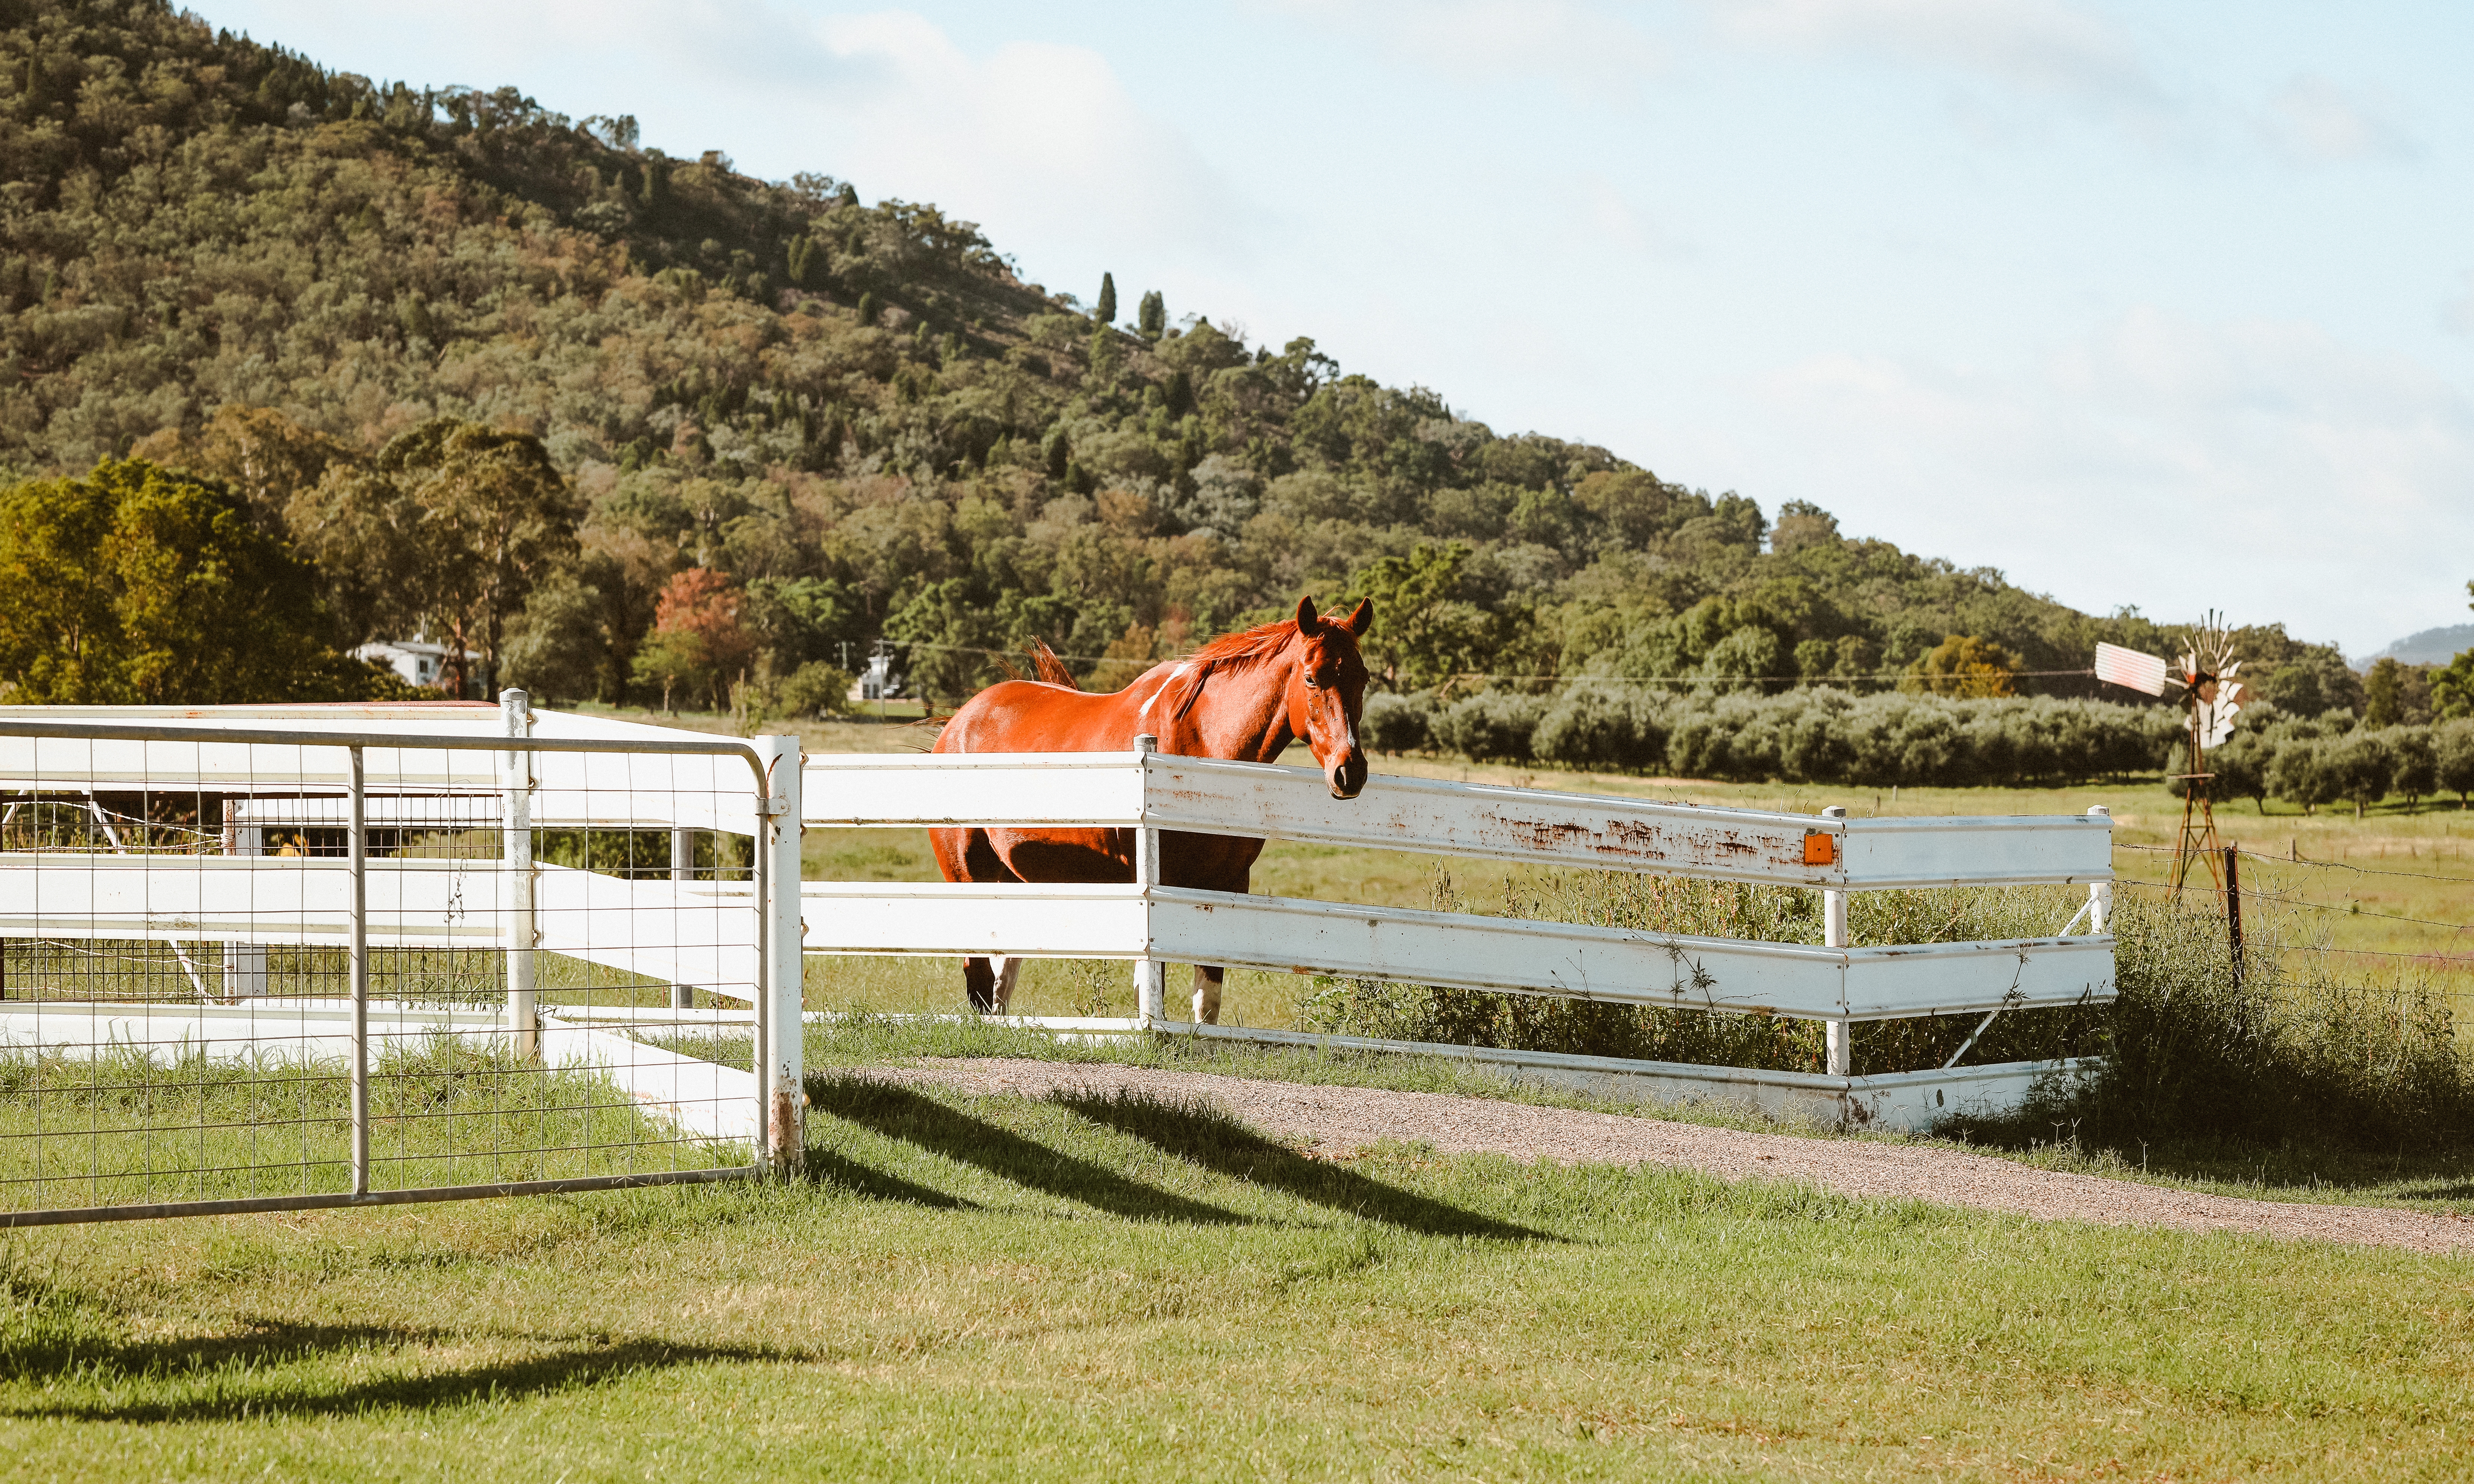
(801, 744), (2118, 1128)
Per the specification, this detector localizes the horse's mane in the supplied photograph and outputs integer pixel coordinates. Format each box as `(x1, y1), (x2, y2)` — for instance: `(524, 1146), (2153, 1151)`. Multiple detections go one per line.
(1155, 611), (1353, 724)
(1181, 617), (1304, 674)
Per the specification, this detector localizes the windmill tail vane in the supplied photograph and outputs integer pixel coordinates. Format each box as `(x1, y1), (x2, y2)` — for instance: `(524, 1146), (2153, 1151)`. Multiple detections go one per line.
(2093, 612), (2246, 894)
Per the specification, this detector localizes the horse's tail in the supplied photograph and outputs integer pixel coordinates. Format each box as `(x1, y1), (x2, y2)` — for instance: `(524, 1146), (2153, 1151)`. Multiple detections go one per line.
(1028, 640), (1080, 688)
(995, 639), (1081, 690)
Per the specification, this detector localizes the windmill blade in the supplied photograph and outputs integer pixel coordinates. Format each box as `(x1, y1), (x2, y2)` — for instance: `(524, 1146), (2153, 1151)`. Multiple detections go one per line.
(2095, 642), (2172, 696)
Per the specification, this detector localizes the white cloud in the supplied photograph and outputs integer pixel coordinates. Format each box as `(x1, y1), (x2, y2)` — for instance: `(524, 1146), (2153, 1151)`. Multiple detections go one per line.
(1703, 0), (2171, 123)
(224, 2), (1255, 276)
(1264, 0), (1663, 94)
(793, 13), (1257, 267)
(1740, 309), (2474, 650)
(2258, 75), (2418, 164)
(2445, 273), (2474, 338)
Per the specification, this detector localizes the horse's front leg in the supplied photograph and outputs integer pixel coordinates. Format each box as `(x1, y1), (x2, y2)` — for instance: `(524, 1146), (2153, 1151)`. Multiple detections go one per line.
(1190, 965), (1224, 1025)
(964, 956), (1025, 1015)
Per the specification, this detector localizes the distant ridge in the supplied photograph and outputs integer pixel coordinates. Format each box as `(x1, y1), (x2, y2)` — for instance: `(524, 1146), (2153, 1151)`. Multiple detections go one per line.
(2367, 624), (2474, 667)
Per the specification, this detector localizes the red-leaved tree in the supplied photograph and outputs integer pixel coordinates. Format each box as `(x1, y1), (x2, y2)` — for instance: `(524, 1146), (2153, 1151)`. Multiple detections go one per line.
(630, 568), (757, 712)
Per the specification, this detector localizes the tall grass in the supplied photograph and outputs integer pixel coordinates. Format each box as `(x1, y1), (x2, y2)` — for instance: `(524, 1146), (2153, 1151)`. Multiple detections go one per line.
(1299, 865), (2474, 1148)
(2009, 886), (2474, 1149)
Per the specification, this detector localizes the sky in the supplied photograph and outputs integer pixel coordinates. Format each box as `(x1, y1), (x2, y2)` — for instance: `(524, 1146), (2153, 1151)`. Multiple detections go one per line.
(206, 1), (2474, 657)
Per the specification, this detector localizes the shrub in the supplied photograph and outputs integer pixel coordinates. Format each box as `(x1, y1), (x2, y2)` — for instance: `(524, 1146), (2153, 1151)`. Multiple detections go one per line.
(1531, 685), (1669, 771)
(2324, 731), (2393, 819)
(2006, 887), (2474, 1150)
(1361, 690), (1434, 754)
(1429, 690), (1548, 763)
(2439, 719), (2474, 808)
(2383, 725), (2438, 811)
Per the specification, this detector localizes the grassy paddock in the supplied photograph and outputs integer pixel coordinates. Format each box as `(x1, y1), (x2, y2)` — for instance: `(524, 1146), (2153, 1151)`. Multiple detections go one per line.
(3, 1079), (2473, 1478)
(0, 1040), (725, 1214)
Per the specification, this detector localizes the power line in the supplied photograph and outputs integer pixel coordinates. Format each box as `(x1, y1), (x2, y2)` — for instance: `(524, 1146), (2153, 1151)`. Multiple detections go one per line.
(889, 636), (2107, 689)
(2110, 877), (2473, 934)
(2118, 840), (2474, 887)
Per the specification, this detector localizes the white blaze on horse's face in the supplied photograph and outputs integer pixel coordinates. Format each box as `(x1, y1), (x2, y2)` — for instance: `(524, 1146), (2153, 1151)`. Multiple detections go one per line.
(1289, 595), (1374, 799)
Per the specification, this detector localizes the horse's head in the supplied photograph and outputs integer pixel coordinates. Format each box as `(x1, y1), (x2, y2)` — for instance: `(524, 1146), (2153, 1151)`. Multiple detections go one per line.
(1285, 594), (1375, 799)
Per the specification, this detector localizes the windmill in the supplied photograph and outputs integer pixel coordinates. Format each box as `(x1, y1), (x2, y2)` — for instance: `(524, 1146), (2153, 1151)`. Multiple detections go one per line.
(2095, 612), (2246, 891)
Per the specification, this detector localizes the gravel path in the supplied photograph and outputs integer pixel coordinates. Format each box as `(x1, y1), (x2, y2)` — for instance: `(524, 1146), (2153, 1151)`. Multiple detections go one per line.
(868, 1058), (2474, 1255)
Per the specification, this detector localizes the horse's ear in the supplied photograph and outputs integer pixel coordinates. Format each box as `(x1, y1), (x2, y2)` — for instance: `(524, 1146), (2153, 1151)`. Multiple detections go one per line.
(1343, 598), (1374, 637)
(1293, 594), (1322, 635)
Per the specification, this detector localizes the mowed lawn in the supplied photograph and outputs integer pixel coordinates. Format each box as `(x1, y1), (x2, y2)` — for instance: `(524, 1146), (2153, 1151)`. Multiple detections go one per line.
(7, 1077), (2474, 1480)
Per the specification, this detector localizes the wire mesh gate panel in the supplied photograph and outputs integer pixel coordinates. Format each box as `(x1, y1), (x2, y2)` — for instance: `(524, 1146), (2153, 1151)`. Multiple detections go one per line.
(0, 703), (804, 1226)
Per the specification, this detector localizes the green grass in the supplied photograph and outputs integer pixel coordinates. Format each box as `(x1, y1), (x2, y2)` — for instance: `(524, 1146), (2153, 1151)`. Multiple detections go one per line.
(4, 1078), (2474, 1479)
(0, 1041), (727, 1214)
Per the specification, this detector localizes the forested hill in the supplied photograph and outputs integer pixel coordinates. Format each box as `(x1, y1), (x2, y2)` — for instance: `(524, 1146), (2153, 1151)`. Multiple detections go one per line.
(0, 0), (2362, 725)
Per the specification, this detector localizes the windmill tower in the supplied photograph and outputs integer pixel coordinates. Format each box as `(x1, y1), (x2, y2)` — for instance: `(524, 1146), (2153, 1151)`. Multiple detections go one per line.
(2095, 612), (2246, 891)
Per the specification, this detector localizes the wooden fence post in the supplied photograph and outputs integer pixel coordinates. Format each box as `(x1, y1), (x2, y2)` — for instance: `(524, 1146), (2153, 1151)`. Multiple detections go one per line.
(2224, 843), (2244, 987)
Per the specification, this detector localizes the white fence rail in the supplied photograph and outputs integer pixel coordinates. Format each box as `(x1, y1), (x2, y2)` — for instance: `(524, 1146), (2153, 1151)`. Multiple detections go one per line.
(803, 751), (2114, 888)
(801, 746), (2116, 1126)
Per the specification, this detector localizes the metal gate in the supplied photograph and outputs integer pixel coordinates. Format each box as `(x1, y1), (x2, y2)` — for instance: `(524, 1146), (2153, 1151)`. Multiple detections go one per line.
(0, 697), (804, 1226)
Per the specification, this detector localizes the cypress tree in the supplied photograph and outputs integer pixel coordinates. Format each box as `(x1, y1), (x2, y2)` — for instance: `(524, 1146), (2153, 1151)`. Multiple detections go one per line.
(1137, 290), (1165, 341)
(1044, 428), (1071, 481)
(786, 234), (817, 287)
(856, 291), (878, 326)
(1164, 368), (1195, 418)
(1096, 272), (1117, 324)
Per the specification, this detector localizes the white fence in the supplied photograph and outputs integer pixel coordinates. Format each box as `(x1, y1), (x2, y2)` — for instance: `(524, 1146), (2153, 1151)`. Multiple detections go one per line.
(0, 701), (805, 1226)
(0, 701), (2119, 1224)
(801, 745), (2116, 1128)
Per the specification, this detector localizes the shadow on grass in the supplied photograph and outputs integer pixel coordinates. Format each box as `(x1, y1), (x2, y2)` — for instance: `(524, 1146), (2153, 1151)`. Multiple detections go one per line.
(803, 1145), (978, 1210)
(1936, 1116), (2474, 1206)
(1053, 1088), (1549, 1242)
(3, 1320), (802, 1422)
(806, 1076), (1250, 1226)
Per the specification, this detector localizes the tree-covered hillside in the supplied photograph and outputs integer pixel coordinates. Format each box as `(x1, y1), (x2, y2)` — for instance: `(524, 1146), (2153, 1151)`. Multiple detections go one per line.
(0, 0), (2375, 757)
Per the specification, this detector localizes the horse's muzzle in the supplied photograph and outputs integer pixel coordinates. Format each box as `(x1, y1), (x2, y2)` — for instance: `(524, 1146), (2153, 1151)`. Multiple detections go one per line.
(1328, 753), (1368, 799)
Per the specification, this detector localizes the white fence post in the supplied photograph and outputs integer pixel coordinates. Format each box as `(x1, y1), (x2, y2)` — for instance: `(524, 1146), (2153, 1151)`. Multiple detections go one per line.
(758, 733), (806, 1178)
(2086, 805), (2112, 932)
(348, 744), (370, 1197)
(669, 825), (695, 1011)
(501, 689), (539, 1061)
(219, 802), (266, 998)
(1821, 805), (1851, 1077)
(1132, 734), (1165, 1027)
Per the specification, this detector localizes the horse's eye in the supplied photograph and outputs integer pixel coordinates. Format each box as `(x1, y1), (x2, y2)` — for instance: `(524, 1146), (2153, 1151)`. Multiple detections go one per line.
(1302, 673), (1321, 689)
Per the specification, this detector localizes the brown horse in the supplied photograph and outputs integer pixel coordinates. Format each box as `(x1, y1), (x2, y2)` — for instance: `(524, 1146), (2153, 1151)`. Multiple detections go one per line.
(929, 594), (1374, 1021)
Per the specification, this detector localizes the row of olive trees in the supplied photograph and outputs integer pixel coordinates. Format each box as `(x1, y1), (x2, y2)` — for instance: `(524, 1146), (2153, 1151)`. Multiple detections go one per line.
(2198, 717), (2474, 817)
(1363, 686), (2180, 788)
